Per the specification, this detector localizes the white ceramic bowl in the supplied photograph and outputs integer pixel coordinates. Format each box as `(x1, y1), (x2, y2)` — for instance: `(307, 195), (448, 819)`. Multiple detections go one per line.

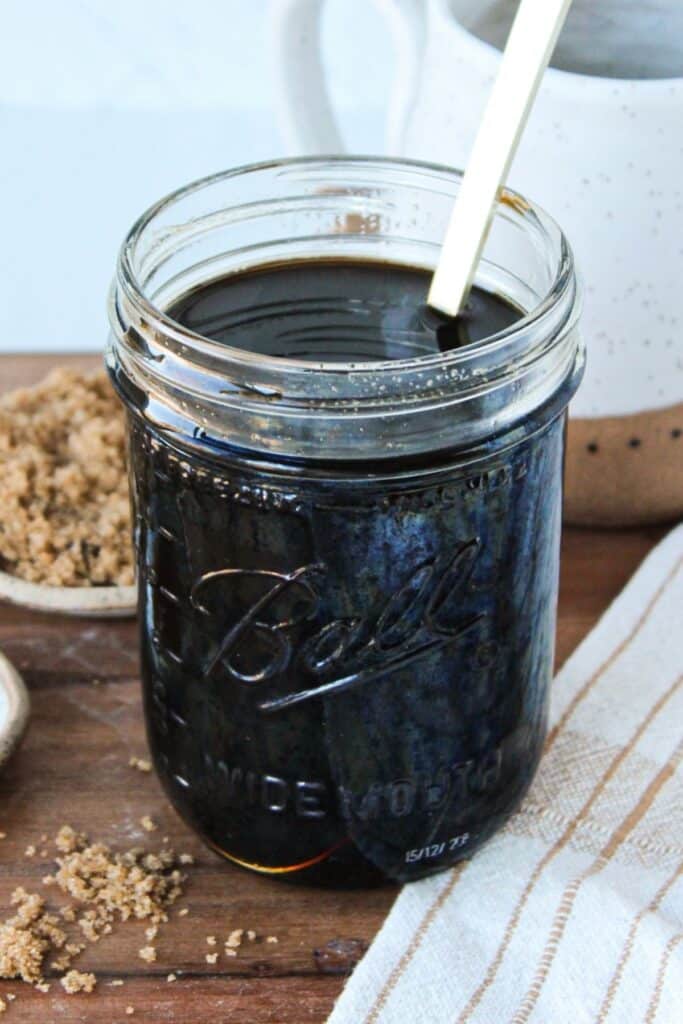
(0, 650), (30, 769)
(0, 570), (137, 618)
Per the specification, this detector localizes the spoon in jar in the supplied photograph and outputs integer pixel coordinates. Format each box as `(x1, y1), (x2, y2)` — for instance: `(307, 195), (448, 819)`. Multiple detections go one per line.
(428, 0), (574, 318)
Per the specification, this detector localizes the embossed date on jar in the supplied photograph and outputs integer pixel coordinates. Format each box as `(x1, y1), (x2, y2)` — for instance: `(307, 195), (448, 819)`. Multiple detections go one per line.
(405, 833), (470, 864)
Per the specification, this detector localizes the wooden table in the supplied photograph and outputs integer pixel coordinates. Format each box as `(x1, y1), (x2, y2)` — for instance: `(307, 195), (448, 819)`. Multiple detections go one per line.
(0, 356), (667, 1022)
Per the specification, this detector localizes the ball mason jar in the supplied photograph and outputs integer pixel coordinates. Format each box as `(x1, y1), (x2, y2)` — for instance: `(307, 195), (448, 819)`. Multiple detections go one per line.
(108, 157), (583, 886)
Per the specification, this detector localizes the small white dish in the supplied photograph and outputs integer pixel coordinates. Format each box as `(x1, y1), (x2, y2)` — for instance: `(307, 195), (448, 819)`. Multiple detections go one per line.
(0, 649), (30, 769)
(0, 570), (137, 618)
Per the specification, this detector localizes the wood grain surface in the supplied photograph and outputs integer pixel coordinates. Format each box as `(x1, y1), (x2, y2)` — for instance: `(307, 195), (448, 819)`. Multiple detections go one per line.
(0, 356), (667, 1022)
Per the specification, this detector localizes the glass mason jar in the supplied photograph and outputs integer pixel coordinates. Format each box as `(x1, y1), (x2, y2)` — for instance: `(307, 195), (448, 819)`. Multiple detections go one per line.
(108, 157), (583, 887)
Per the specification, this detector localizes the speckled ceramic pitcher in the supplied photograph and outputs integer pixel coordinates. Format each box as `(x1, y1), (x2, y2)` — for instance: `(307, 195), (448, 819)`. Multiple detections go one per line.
(272, 0), (683, 524)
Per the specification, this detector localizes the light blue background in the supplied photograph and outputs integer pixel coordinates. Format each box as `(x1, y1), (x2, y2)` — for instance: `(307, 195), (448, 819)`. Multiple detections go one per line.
(0, 1), (394, 352)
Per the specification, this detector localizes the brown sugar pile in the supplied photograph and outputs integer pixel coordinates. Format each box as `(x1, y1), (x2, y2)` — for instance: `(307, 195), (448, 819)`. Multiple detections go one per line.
(0, 826), (187, 993)
(0, 825), (284, 1010)
(0, 888), (67, 984)
(46, 826), (185, 936)
(0, 368), (133, 586)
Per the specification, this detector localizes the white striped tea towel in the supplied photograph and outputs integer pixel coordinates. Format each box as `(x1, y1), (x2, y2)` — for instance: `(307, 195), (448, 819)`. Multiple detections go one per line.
(329, 523), (683, 1024)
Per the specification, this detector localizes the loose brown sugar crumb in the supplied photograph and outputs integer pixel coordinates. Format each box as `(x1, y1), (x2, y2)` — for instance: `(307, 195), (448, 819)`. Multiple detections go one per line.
(24, 846), (35, 859)
(138, 946), (156, 963)
(5, 995), (14, 1002)
(205, 952), (218, 965)
(78, 910), (102, 944)
(225, 948), (237, 958)
(51, 955), (73, 972)
(129, 757), (152, 773)
(266, 936), (279, 944)
(178, 908), (189, 917)
(246, 930), (256, 942)
(167, 973), (177, 982)
(0, 369), (133, 587)
(141, 853), (163, 872)
(206, 935), (216, 946)
(60, 969), (96, 994)
(126, 1008), (135, 1016)
(109, 979), (124, 987)
(0, 999), (5, 1013)
(35, 982), (50, 993)
(140, 816), (157, 833)
(179, 853), (194, 865)
(145, 925), (158, 942)
(55, 826), (86, 855)
(225, 928), (243, 949)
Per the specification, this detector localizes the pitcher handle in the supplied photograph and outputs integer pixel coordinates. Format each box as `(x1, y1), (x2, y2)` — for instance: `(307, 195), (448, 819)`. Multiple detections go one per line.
(269, 0), (427, 155)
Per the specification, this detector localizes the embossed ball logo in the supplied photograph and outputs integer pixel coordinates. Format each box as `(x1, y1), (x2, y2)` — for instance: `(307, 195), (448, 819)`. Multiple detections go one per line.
(190, 538), (483, 713)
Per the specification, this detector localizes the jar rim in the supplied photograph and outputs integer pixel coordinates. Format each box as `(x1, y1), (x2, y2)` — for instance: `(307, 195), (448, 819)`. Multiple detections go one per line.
(109, 155), (582, 462)
(115, 155), (575, 377)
